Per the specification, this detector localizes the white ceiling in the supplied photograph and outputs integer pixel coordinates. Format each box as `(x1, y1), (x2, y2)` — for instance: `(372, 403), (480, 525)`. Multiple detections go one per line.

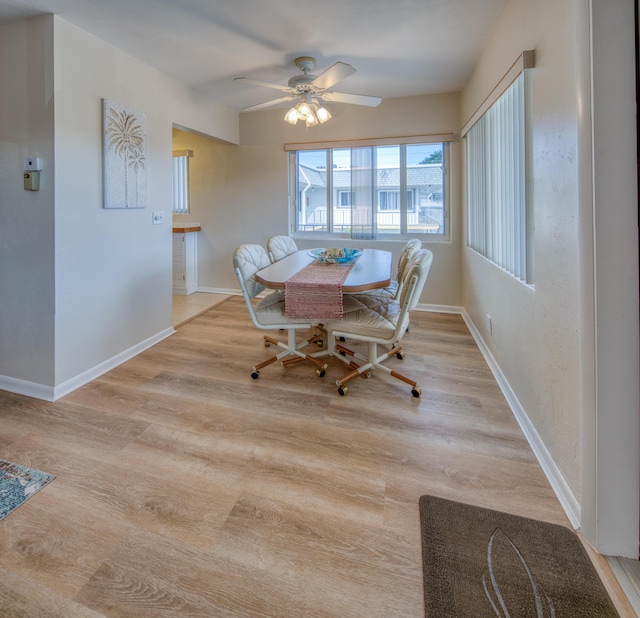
(0, 0), (506, 112)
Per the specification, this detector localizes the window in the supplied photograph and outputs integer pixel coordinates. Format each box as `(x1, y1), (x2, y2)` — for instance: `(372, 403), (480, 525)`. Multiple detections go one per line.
(464, 52), (534, 283)
(287, 140), (449, 240)
(337, 191), (351, 208)
(378, 190), (415, 212)
(172, 150), (192, 214)
(378, 191), (399, 211)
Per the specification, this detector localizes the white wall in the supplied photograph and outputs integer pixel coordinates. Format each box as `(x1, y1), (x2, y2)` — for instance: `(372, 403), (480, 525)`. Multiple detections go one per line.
(177, 92), (464, 306)
(577, 0), (639, 557)
(462, 0), (583, 498)
(461, 0), (639, 556)
(52, 17), (239, 389)
(0, 18), (55, 388)
(0, 15), (239, 397)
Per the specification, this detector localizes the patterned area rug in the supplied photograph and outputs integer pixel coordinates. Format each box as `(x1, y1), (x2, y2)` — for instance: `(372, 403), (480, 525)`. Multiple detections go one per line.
(0, 459), (55, 520)
(419, 495), (620, 617)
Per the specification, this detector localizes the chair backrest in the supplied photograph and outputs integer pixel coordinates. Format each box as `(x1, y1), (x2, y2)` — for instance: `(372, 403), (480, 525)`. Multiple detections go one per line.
(233, 243), (271, 300)
(399, 249), (433, 312)
(396, 238), (422, 281)
(377, 249), (433, 344)
(267, 235), (298, 263)
(392, 238), (422, 300)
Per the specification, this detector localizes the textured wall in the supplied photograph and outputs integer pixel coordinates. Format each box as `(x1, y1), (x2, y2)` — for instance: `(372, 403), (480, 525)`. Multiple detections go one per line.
(0, 17), (55, 386)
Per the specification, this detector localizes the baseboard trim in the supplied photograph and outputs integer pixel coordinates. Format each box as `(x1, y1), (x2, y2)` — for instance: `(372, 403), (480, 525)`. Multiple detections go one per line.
(414, 303), (463, 314)
(197, 286), (242, 296)
(0, 327), (175, 402)
(0, 375), (56, 402)
(460, 308), (581, 529)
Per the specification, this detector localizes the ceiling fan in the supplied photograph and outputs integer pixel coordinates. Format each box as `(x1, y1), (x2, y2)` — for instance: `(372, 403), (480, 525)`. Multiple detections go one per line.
(234, 56), (381, 126)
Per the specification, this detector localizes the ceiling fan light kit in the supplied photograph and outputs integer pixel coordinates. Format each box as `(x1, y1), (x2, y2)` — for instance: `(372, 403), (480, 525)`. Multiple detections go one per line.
(284, 96), (332, 127)
(235, 56), (381, 127)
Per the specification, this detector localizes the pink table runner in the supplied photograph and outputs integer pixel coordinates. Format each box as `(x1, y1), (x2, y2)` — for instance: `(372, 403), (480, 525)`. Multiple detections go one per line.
(285, 261), (356, 319)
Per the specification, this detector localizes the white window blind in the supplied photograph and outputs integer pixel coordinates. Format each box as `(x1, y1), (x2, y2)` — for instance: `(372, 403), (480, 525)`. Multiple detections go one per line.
(465, 72), (531, 283)
(172, 150), (192, 214)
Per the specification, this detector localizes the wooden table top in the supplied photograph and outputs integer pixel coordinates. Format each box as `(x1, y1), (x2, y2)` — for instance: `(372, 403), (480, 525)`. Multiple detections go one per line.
(254, 248), (392, 293)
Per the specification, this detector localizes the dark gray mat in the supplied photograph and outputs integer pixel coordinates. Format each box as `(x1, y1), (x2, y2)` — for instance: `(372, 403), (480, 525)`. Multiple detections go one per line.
(419, 495), (619, 617)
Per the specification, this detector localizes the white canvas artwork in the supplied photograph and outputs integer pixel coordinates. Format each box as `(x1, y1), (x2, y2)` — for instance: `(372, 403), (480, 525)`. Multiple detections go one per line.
(103, 99), (147, 209)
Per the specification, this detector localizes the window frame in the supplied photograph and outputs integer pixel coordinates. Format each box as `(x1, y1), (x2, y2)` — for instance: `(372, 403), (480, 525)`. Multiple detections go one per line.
(287, 138), (452, 242)
(377, 189), (417, 213)
(378, 190), (399, 212)
(337, 190), (351, 208)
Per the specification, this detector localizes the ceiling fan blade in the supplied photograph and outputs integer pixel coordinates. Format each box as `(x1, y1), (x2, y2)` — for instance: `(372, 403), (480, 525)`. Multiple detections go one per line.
(234, 77), (292, 92)
(311, 62), (356, 90)
(321, 92), (382, 107)
(242, 96), (297, 112)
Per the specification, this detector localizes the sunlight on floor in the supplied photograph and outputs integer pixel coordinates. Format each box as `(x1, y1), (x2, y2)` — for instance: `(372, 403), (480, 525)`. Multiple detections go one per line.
(172, 292), (232, 327)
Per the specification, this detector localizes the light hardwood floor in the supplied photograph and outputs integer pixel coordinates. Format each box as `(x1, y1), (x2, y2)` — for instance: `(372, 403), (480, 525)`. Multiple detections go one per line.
(172, 292), (232, 327)
(0, 297), (634, 616)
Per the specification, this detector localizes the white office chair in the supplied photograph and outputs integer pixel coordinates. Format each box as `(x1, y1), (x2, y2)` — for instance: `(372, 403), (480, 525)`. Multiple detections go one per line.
(233, 244), (327, 379)
(267, 235), (298, 263)
(358, 238), (422, 300)
(339, 238), (422, 345)
(325, 249), (433, 397)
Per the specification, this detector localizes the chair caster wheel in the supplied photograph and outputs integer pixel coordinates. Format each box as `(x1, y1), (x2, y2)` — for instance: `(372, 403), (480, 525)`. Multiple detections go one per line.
(365, 371), (372, 379)
(411, 386), (421, 398)
(339, 350), (346, 356)
(339, 336), (346, 342)
(251, 370), (260, 379)
(396, 350), (406, 360)
(317, 339), (324, 347)
(264, 341), (270, 347)
(337, 385), (348, 396)
(317, 368), (326, 378)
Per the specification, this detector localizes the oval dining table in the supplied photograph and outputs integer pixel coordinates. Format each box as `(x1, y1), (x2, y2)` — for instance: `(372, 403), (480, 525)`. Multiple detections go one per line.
(254, 248), (392, 292)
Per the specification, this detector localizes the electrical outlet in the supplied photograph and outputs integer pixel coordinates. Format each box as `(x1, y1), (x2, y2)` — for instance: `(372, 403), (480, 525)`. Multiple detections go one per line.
(152, 211), (164, 225)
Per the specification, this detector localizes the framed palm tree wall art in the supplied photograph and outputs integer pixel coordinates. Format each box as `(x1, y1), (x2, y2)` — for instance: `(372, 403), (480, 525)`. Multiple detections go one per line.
(102, 99), (147, 209)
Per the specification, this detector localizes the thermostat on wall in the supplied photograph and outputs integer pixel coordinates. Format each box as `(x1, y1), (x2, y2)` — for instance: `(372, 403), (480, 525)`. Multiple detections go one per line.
(24, 171), (40, 191)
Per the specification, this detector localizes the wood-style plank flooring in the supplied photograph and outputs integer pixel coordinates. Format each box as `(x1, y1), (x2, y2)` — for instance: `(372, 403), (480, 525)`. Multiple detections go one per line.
(0, 296), (634, 616)
(172, 292), (232, 328)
